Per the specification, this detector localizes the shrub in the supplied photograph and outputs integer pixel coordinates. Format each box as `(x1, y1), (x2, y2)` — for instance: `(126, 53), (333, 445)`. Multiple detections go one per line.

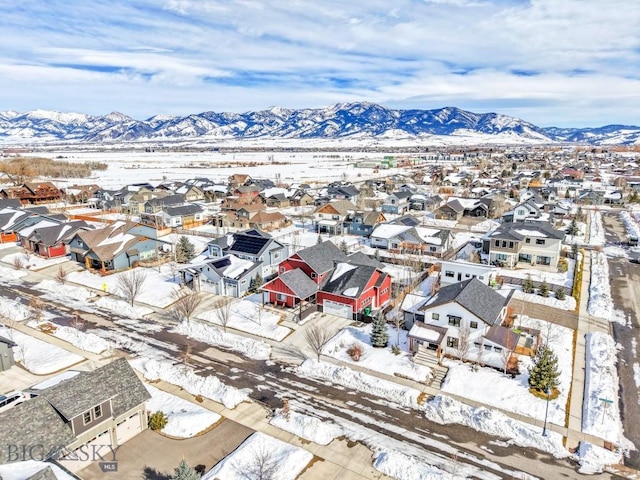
(148, 411), (168, 431)
(347, 342), (363, 361)
(557, 258), (568, 273)
(555, 288), (566, 301)
(391, 344), (401, 355)
(538, 281), (550, 298)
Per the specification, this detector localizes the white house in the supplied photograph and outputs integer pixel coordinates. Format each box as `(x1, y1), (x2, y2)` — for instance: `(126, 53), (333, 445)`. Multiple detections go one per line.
(439, 260), (498, 286)
(406, 278), (517, 369)
(370, 224), (453, 257)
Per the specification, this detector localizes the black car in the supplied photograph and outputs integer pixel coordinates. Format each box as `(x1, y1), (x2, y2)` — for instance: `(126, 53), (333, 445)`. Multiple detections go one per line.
(630, 258), (640, 264)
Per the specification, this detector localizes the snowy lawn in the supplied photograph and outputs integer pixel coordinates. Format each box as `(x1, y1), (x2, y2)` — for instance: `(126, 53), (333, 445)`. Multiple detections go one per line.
(198, 299), (291, 341)
(1, 251), (70, 271)
(0, 295), (33, 322)
(270, 404), (343, 445)
(589, 211), (606, 246)
(144, 384), (221, 438)
(0, 326), (85, 374)
(0, 264), (28, 281)
(442, 315), (574, 426)
(130, 357), (249, 409)
(172, 320), (271, 360)
(498, 256), (575, 287)
(34, 279), (95, 301)
(202, 432), (313, 480)
(93, 296), (154, 319)
(68, 265), (181, 308)
(502, 287), (577, 311)
(41, 322), (113, 354)
(424, 395), (569, 458)
(587, 252), (613, 320)
(577, 442), (623, 475)
(583, 332), (623, 444)
(322, 324), (432, 383)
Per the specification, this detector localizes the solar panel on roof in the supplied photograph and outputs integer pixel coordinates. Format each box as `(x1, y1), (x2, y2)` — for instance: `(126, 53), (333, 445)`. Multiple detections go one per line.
(230, 235), (269, 255)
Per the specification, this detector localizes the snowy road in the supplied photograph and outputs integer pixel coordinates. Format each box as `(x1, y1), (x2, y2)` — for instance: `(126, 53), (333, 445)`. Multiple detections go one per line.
(0, 280), (607, 479)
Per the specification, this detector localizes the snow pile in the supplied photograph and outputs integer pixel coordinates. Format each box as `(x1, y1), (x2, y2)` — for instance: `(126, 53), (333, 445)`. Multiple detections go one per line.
(0, 326), (84, 374)
(2, 252), (69, 271)
(202, 432), (313, 480)
(270, 406), (343, 445)
(198, 299), (291, 341)
(296, 359), (420, 408)
(35, 279), (94, 301)
(424, 395), (568, 458)
(130, 357), (249, 409)
(577, 442), (622, 474)
(588, 211), (606, 246)
(172, 321), (271, 360)
(145, 384), (221, 438)
(374, 449), (462, 480)
(0, 296), (32, 322)
(620, 210), (640, 240)
(0, 460), (76, 480)
(322, 325), (432, 382)
(45, 323), (112, 354)
(0, 265), (27, 281)
(583, 333), (622, 443)
(93, 296), (153, 319)
(470, 218), (499, 232)
(587, 252), (613, 320)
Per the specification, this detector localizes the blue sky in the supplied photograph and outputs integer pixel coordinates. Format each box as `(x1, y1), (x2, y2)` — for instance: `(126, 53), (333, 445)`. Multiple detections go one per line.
(1, 0), (639, 127)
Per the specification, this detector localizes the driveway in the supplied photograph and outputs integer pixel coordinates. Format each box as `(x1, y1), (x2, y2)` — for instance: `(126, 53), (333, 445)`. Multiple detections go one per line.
(78, 419), (253, 480)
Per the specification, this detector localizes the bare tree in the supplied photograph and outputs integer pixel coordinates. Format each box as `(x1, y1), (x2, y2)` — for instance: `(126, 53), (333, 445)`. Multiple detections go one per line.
(179, 338), (195, 366)
(456, 326), (471, 362)
(54, 265), (69, 284)
(214, 298), (233, 333)
(12, 256), (24, 270)
(232, 444), (278, 480)
(501, 334), (517, 375)
(117, 269), (148, 306)
(28, 297), (46, 324)
(392, 313), (405, 346)
(304, 323), (334, 361)
(475, 337), (484, 368)
(169, 288), (202, 323)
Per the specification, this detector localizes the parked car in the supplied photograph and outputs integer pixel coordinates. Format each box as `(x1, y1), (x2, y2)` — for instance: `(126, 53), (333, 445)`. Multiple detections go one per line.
(629, 257), (640, 265)
(0, 391), (28, 413)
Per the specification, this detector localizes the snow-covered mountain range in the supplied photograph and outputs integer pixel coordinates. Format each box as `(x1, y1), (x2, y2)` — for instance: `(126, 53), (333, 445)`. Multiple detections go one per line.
(0, 102), (638, 145)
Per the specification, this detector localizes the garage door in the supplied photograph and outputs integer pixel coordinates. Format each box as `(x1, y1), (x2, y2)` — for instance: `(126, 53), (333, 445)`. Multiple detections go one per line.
(116, 412), (143, 445)
(61, 430), (112, 472)
(323, 300), (352, 319)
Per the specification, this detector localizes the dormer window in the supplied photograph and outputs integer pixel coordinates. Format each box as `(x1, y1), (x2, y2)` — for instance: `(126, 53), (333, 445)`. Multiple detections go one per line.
(94, 405), (102, 419)
(83, 411), (91, 425)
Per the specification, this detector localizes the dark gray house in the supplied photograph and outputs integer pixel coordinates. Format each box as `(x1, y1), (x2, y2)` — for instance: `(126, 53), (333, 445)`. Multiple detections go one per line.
(0, 335), (16, 371)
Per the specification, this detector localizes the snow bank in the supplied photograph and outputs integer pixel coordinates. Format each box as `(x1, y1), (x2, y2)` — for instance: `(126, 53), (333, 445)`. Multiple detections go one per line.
(172, 320), (271, 360)
(0, 296), (31, 322)
(93, 296), (153, 319)
(583, 333), (622, 443)
(35, 279), (94, 301)
(131, 357), (249, 409)
(620, 211), (640, 240)
(374, 449), (461, 480)
(145, 384), (221, 438)
(50, 324), (112, 354)
(577, 442), (623, 475)
(587, 252), (613, 320)
(202, 432), (313, 480)
(322, 325), (432, 382)
(424, 395), (568, 458)
(588, 211), (606, 246)
(270, 407), (343, 445)
(0, 265), (27, 281)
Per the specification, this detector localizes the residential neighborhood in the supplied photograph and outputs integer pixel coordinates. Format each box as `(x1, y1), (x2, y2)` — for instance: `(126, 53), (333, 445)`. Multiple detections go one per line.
(0, 145), (638, 480)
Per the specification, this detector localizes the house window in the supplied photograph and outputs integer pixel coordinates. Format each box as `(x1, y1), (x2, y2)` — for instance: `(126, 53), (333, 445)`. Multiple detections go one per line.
(430, 246), (437, 252)
(445, 271), (454, 278)
(465, 273), (470, 278)
(536, 239), (545, 245)
(448, 316), (461, 327)
(241, 279), (247, 285)
(274, 253), (279, 259)
(277, 293), (287, 302)
(525, 238), (531, 243)
(501, 241), (507, 247)
(94, 405), (102, 419)
(470, 321), (478, 329)
(280, 267), (286, 273)
(493, 346), (503, 352)
(432, 313), (439, 320)
(484, 344), (492, 351)
(447, 337), (459, 348)
(508, 241), (514, 248)
(494, 240), (499, 247)
(517, 209), (525, 215)
(311, 272), (317, 279)
(332, 215), (340, 220)
(83, 411), (92, 425)
(479, 276), (484, 280)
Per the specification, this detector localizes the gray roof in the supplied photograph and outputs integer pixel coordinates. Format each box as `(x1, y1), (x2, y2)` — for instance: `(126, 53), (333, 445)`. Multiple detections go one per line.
(146, 193), (185, 207)
(420, 278), (507, 326)
(277, 268), (319, 299)
(165, 203), (203, 216)
(0, 396), (76, 463)
(485, 324), (520, 349)
(26, 221), (88, 247)
(321, 263), (383, 298)
(39, 358), (150, 421)
(295, 241), (347, 274)
(0, 335), (17, 347)
(489, 221), (565, 241)
(346, 251), (384, 269)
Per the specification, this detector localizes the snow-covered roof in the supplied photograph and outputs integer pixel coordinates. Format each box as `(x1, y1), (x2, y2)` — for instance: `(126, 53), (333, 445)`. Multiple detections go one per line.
(408, 324), (443, 342)
(330, 262), (357, 282)
(371, 224), (411, 239)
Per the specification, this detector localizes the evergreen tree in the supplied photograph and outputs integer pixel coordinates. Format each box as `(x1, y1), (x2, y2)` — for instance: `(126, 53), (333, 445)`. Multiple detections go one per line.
(370, 313), (389, 348)
(176, 236), (196, 263)
(528, 344), (561, 393)
(317, 234), (323, 245)
(374, 248), (380, 261)
(171, 459), (200, 480)
(340, 239), (349, 255)
(523, 274), (535, 294)
(250, 272), (263, 293)
(566, 218), (579, 236)
(571, 242), (579, 259)
(538, 280), (550, 297)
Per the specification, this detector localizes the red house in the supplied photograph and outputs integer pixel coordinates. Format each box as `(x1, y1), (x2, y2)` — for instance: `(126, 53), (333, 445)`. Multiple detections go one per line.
(262, 241), (392, 320)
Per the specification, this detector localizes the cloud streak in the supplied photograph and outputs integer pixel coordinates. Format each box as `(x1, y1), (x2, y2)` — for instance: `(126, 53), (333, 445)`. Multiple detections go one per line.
(0, 0), (638, 126)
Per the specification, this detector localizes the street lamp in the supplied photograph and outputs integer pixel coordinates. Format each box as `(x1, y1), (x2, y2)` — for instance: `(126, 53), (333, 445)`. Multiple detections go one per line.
(542, 386), (551, 436)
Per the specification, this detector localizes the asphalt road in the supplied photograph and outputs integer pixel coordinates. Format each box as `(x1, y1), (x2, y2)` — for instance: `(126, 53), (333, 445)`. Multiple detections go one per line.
(0, 274), (614, 479)
(602, 213), (640, 469)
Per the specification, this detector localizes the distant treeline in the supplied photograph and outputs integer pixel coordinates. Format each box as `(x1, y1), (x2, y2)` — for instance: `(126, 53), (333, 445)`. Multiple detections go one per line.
(0, 157), (107, 184)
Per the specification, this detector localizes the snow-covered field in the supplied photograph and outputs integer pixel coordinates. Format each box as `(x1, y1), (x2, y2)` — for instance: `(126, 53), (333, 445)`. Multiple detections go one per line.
(442, 314), (574, 426)
(131, 357), (249, 409)
(198, 299), (291, 341)
(583, 332), (623, 444)
(202, 432), (313, 480)
(0, 326), (84, 374)
(587, 252), (613, 320)
(322, 324), (432, 383)
(145, 384), (221, 438)
(172, 320), (271, 360)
